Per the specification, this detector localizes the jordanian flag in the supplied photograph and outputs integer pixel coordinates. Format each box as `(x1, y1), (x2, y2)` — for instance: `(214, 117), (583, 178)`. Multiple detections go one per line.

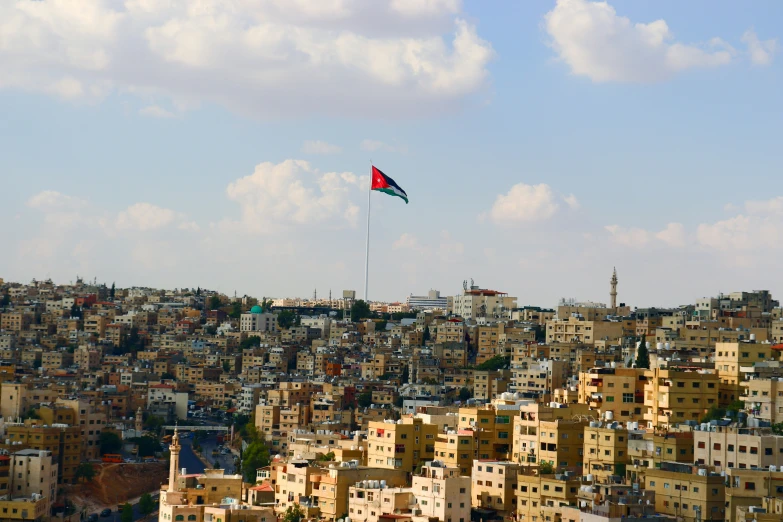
(371, 166), (408, 204)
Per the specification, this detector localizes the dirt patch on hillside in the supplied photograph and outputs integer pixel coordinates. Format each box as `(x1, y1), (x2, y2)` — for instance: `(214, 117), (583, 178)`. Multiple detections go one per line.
(62, 463), (168, 514)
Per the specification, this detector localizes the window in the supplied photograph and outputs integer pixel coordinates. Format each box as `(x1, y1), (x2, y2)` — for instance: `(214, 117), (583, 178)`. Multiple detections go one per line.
(622, 393), (634, 403)
(175, 517), (184, 521)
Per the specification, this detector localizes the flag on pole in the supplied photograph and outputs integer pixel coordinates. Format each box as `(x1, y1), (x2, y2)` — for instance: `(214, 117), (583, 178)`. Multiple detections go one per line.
(371, 166), (408, 204)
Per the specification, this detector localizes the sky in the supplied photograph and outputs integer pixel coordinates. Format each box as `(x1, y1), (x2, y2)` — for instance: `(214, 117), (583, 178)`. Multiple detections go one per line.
(1, 0), (782, 308)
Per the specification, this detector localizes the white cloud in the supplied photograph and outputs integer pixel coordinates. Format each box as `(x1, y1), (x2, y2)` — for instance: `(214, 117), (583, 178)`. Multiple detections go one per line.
(745, 196), (783, 216)
(488, 183), (559, 224)
(545, 0), (735, 83)
(604, 225), (651, 248)
(393, 232), (421, 251)
(0, 1), (494, 118)
(655, 222), (686, 247)
(140, 105), (176, 118)
(742, 29), (778, 66)
(27, 191), (86, 211)
(225, 159), (361, 231)
(116, 203), (178, 231)
(302, 140), (343, 155)
(563, 194), (580, 210)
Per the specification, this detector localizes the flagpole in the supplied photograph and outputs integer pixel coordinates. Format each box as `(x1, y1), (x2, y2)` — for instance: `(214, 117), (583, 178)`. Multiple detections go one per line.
(364, 161), (372, 302)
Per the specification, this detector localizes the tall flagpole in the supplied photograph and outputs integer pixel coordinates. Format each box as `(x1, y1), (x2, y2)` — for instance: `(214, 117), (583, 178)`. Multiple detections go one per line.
(363, 162), (372, 302)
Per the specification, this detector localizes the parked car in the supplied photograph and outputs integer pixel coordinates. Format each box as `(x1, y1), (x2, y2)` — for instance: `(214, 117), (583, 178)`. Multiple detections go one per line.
(88, 514), (99, 522)
(100, 509), (112, 517)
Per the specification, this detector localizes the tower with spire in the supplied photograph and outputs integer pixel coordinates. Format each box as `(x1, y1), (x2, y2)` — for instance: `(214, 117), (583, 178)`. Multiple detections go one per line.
(168, 426), (181, 492)
(610, 267), (618, 310)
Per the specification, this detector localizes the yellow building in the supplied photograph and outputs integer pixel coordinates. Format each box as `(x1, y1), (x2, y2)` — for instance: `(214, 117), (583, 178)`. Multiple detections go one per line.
(578, 367), (646, 424)
(433, 430), (475, 475)
(643, 368), (719, 428)
(6, 421), (80, 484)
(457, 405), (514, 461)
(512, 402), (591, 466)
(312, 464), (407, 522)
(644, 463), (725, 522)
(583, 424), (628, 481)
(725, 468), (783, 522)
(366, 418), (438, 472)
(694, 425), (783, 471)
(546, 317), (624, 345)
(516, 468), (582, 522)
(715, 341), (773, 406)
(471, 460), (519, 516)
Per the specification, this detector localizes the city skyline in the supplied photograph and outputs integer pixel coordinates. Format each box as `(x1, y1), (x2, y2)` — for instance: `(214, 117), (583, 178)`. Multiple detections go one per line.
(2, 0), (781, 305)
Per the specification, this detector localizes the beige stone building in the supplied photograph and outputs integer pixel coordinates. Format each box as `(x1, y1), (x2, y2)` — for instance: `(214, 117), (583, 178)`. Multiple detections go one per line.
(583, 424), (629, 482)
(579, 367), (646, 424)
(715, 341), (774, 406)
(643, 368), (719, 428)
(471, 460), (519, 516)
(644, 463), (726, 522)
(694, 426), (783, 471)
(546, 317), (624, 345)
(366, 418), (438, 473)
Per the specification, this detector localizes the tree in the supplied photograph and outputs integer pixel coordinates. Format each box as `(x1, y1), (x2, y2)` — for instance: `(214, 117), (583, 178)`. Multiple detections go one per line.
(160, 372), (176, 380)
(357, 390), (373, 408)
(75, 462), (95, 483)
(634, 338), (650, 369)
(196, 287), (201, 297)
(130, 436), (159, 457)
(70, 303), (83, 319)
(99, 432), (122, 455)
(350, 300), (371, 322)
(282, 505), (305, 522)
(121, 504), (133, 522)
(539, 461), (555, 474)
(110, 282), (116, 301)
(0, 294), (10, 307)
(241, 439), (271, 483)
(277, 310), (296, 329)
(400, 365), (409, 385)
(138, 493), (155, 517)
(458, 387), (472, 402)
(204, 324), (218, 335)
(422, 325), (431, 344)
(317, 452), (336, 462)
(209, 295), (222, 310)
(239, 336), (262, 350)
(229, 301), (242, 319)
(144, 415), (165, 435)
(475, 355), (510, 371)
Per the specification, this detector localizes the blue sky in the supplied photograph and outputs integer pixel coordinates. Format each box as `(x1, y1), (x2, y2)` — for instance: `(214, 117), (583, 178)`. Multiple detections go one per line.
(1, 0), (782, 307)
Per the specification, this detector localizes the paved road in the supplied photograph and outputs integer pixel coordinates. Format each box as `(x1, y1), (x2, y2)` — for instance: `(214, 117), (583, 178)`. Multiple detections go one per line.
(196, 436), (239, 474)
(178, 437), (206, 475)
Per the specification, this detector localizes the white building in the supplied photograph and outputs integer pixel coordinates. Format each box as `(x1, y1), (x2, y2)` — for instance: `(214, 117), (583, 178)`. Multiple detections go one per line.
(448, 283), (517, 320)
(407, 290), (448, 311)
(240, 306), (278, 333)
(300, 315), (332, 338)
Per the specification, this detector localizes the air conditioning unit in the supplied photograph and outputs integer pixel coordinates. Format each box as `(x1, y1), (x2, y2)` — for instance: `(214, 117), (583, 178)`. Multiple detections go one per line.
(412, 509), (422, 516)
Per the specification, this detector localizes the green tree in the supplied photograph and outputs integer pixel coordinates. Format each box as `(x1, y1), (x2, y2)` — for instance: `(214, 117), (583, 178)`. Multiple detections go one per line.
(475, 355), (510, 371)
(130, 436), (160, 457)
(539, 461), (555, 474)
(160, 372), (176, 380)
(241, 439), (271, 483)
(229, 301), (242, 319)
(400, 365), (409, 384)
(282, 504), (305, 522)
(75, 462), (95, 483)
(222, 360), (231, 373)
(204, 324), (218, 335)
(121, 504), (133, 522)
(144, 415), (165, 435)
(350, 300), (372, 322)
(99, 432), (122, 455)
(458, 387), (472, 402)
(138, 493), (156, 517)
(209, 295), (222, 310)
(196, 287), (201, 297)
(317, 452), (336, 462)
(701, 405), (727, 423)
(239, 336), (262, 350)
(357, 390), (373, 408)
(70, 303), (83, 319)
(277, 310), (296, 329)
(110, 282), (116, 301)
(0, 294), (10, 307)
(422, 325), (431, 344)
(634, 338), (650, 369)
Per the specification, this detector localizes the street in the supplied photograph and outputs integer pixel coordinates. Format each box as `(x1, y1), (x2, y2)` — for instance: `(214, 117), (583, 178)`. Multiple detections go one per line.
(189, 435), (238, 474)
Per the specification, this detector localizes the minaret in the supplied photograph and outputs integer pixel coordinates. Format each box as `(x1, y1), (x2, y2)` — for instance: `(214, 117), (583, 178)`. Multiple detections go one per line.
(168, 427), (181, 492)
(135, 407), (143, 434)
(610, 267), (618, 310)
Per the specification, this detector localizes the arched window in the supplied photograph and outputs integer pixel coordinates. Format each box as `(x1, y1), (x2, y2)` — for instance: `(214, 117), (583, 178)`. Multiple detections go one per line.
(175, 515), (184, 521)
(188, 515), (197, 521)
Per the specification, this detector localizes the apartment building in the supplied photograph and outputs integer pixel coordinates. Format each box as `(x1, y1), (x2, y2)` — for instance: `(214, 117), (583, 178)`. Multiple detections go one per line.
(366, 418), (438, 473)
(725, 467), (783, 522)
(6, 422), (80, 484)
(694, 426), (783, 471)
(583, 423), (629, 482)
(6, 449), (58, 515)
(472, 370), (510, 401)
(433, 431), (475, 475)
(457, 405), (514, 461)
(510, 359), (568, 399)
(742, 377), (783, 424)
(579, 367), (646, 424)
(643, 368), (719, 429)
(546, 317), (624, 345)
(55, 397), (108, 461)
(314, 464), (407, 522)
(511, 402), (591, 465)
(471, 460), (519, 516)
(644, 463), (726, 522)
(516, 469), (582, 522)
(715, 341), (774, 406)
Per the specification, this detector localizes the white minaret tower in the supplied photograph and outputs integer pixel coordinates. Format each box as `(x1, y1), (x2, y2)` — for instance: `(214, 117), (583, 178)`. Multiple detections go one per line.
(610, 267), (618, 310)
(168, 427), (181, 492)
(135, 407), (143, 434)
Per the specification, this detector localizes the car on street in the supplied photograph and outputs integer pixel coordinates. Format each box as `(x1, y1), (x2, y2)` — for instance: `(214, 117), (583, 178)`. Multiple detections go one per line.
(100, 509), (112, 517)
(88, 514), (99, 522)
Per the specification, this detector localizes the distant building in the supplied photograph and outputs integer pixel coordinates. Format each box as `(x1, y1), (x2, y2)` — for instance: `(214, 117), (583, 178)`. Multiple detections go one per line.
(240, 305), (278, 333)
(406, 290), (448, 311)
